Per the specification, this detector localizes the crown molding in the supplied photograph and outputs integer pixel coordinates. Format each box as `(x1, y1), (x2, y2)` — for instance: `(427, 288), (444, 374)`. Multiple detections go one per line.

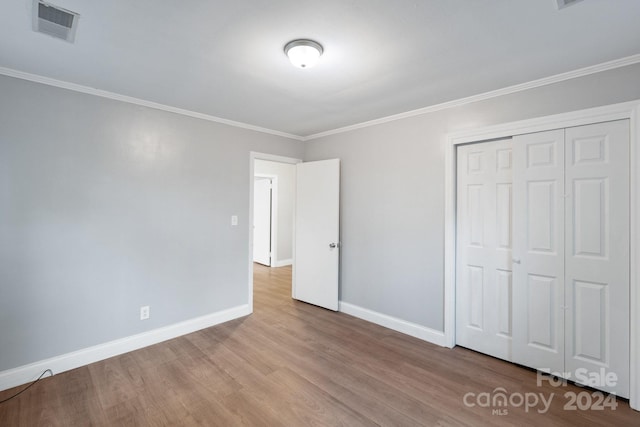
(0, 66), (305, 142)
(302, 53), (640, 141)
(2, 53), (640, 143)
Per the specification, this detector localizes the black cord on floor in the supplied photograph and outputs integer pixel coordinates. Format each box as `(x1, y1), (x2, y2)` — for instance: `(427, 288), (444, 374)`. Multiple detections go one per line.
(0, 369), (53, 404)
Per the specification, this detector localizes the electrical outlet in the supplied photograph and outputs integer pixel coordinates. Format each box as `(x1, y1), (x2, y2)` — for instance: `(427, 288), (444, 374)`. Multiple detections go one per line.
(231, 215), (238, 226)
(140, 305), (150, 320)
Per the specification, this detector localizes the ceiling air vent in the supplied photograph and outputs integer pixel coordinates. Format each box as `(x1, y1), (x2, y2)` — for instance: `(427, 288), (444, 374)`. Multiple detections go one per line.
(556, 0), (584, 9)
(33, 1), (79, 43)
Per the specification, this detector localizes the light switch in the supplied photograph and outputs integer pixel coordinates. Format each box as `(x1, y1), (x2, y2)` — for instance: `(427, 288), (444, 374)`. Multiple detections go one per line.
(231, 215), (238, 226)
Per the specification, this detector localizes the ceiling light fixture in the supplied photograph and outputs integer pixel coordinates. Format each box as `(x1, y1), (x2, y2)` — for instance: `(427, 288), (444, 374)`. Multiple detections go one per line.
(284, 39), (323, 69)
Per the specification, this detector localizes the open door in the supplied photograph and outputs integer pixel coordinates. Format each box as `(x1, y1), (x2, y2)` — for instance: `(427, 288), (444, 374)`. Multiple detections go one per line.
(253, 177), (272, 266)
(293, 159), (340, 311)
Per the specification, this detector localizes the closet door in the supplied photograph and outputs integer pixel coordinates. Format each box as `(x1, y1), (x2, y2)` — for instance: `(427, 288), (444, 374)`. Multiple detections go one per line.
(512, 129), (565, 374)
(456, 139), (513, 361)
(564, 120), (629, 397)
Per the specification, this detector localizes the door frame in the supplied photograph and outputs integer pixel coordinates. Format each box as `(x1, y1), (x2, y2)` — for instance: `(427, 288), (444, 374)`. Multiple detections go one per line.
(443, 99), (640, 409)
(253, 174), (278, 267)
(248, 152), (301, 312)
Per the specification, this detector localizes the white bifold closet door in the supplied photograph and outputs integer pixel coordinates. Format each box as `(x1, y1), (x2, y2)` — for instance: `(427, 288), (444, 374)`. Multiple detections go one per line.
(457, 120), (630, 398)
(511, 129), (566, 373)
(456, 139), (514, 361)
(563, 122), (629, 396)
(512, 120), (629, 397)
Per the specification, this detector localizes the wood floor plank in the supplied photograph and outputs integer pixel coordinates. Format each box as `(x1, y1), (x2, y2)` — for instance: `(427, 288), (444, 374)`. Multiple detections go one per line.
(1, 263), (640, 425)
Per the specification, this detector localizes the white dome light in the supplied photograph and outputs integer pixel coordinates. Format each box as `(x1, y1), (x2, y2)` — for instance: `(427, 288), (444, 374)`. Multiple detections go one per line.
(284, 39), (323, 69)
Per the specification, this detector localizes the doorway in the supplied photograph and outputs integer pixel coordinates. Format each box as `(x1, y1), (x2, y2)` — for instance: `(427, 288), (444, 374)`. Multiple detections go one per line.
(249, 152), (300, 312)
(253, 176), (275, 266)
(249, 152), (342, 313)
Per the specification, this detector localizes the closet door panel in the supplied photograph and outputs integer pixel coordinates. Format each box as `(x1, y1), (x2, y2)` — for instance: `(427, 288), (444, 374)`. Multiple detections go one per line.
(512, 129), (565, 374)
(456, 139), (513, 361)
(565, 120), (630, 398)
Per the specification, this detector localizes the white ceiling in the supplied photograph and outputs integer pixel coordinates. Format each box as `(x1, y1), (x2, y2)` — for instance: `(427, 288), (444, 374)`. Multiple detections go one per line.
(1, 0), (640, 138)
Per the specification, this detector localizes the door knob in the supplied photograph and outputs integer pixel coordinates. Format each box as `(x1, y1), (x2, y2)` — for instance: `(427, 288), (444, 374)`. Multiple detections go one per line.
(329, 243), (338, 248)
(512, 258), (521, 264)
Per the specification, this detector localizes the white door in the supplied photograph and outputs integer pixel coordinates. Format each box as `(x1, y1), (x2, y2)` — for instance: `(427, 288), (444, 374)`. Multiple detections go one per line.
(512, 121), (630, 397)
(456, 139), (514, 361)
(564, 120), (629, 397)
(293, 159), (340, 311)
(253, 178), (272, 266)
(512, 129), (566, 375)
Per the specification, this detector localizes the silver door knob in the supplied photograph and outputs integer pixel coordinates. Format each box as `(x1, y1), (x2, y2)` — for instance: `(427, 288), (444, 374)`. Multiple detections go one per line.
(329, 243), (338, 248)
(512, 258), (521, 264)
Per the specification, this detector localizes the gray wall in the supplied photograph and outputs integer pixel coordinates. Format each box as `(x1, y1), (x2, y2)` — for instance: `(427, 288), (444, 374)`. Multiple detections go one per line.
(254, 160), (295, 264)
(0, 75), (304, 372)
(2, 62), (640, 373)
(304, 62), (640, 331)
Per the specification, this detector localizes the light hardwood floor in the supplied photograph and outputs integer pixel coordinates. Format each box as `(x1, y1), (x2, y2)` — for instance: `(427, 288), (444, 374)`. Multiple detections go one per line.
(1, 264), (639, 426)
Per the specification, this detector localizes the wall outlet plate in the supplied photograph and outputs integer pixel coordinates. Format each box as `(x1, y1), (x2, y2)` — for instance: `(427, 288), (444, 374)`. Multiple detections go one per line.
(140, 305), (150, 320)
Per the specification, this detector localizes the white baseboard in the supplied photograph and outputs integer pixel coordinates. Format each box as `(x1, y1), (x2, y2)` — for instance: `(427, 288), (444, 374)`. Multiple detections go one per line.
(338, 301), (446, 347)
(273, 258), (292, 267)
(0, 304), (251, 392)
